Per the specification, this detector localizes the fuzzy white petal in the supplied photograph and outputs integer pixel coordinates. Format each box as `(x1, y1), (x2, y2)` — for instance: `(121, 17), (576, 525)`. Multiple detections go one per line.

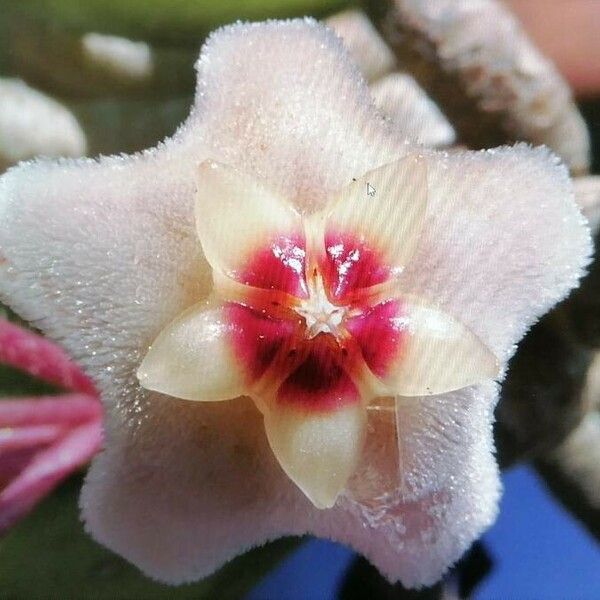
(0, 144), (210, 419)
(0, 19), (590, 589)
(80, 384), (499, 588)
(343, 382), (501, 586)
(401, 146), (591, 361)
(184, 18), (406, 212)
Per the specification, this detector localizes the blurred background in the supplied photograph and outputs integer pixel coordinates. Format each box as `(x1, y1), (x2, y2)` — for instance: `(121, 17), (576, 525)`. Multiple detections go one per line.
(0, 1), (599, 598)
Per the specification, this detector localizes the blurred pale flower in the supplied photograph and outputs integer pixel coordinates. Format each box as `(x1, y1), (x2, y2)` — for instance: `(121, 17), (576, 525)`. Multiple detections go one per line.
(326, 9), (396, 82)
(370, 74), (457, 147)
(81, 33), (153, 81)
(327, 9), (456, 147)
(0, 19), (591, 587)
(0, 319), (102, 532)
(0, 79), (86, 170)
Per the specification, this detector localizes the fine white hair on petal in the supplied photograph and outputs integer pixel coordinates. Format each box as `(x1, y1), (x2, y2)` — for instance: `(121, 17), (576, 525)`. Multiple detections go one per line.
(183, 18), (407, 212)
(0, 19), (592, 589)
(80, 397), (309, 584)
(325, 9), (396, 82)
(0, 143), (210, 427)
(0, 79), (87, 169)
(370, 74), (456, 147)
(401, 144), (592, 362)
(339, 384), (501, 587)
(574, 176), (600, 236)
(81, 384), (500, 588)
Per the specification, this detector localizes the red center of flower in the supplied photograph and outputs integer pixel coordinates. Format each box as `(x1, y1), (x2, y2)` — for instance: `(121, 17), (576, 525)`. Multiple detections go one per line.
(225, 232), (406, 411)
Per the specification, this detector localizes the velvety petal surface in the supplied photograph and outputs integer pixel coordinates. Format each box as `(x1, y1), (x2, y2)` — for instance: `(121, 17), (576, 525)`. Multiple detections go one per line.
(341, 383), (501, 587)
(0, 146), (209, 405)
(80, 384), (499, 588)
(185, 18), (406, 213)
(400, 145), (591, 362)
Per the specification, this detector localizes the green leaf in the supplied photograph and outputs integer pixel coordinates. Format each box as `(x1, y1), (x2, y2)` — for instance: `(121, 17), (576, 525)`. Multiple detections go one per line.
(0, 475), (300, 599)
(0, 0), (351, 45)
(0, 364), (60, 397)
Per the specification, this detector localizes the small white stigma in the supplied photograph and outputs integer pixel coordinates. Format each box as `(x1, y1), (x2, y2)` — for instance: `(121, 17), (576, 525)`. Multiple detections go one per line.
(295, 270), (347, 340)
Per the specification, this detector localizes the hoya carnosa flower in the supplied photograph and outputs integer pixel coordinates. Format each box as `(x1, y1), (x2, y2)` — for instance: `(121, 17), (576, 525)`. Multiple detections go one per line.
(138, 156), (498, 508)
(0, 19), (591, 588)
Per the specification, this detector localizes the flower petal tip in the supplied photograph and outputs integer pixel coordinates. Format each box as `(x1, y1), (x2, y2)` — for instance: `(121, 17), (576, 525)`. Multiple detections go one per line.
(137, 303), (245, 402)
(264, 404), (366, 510)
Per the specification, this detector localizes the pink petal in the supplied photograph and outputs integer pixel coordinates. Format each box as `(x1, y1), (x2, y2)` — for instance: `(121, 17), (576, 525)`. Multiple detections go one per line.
(0, 421), (102, 534)
(0, 448), (38, 484)
(0, 319), (95, 394)
(0, 425), (63, 454)
(0, 394), (101, 427)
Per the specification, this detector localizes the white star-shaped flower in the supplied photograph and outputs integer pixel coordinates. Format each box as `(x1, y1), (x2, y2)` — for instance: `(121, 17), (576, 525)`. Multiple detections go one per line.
(0, 19), (591, 589)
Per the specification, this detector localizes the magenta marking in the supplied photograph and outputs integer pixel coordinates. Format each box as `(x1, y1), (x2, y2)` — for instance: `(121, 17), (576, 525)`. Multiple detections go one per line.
(0, 394), (102, 427)
(226, 302), (361, 411)
(321, 231), (390, 301)
(226, 302), (299, 382)
(345, 300), (406, 378)
(277, 335), (359, 410)
(238, 233), (308, 298)
(227, 234), (403, 410)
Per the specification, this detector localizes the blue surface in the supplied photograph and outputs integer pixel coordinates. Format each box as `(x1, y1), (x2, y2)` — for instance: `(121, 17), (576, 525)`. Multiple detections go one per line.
(247, 466), (600, 599)
(476, 466), (600, 599)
